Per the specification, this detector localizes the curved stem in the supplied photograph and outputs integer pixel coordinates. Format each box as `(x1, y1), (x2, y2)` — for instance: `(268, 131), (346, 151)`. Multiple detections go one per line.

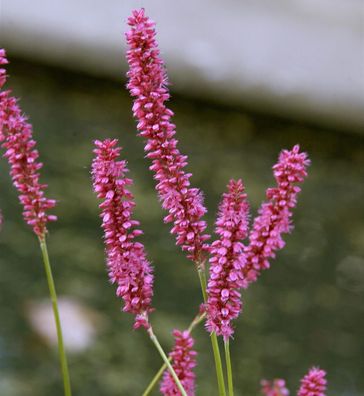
(147, 327), (188, 396)
(142, 362), (168, 396)
(197, 266), (227, 396)
(39, 237), (72, 396)
(224, 339), (234, 396)
(141, 312), (206, 396)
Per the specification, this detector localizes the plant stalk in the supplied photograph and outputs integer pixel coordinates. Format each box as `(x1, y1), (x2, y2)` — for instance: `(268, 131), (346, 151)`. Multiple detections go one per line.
(147, 327), (188, 396)
(141, 312), (206, 396)
(142, 362), (168, 396)
(39, 237), (72, 396)
(197, 266), (227, 396)
(224, 339), (234, 396)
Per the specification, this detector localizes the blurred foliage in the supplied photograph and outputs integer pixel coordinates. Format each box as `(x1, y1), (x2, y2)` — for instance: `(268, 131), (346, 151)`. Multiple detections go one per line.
(0, 59), (363, 395)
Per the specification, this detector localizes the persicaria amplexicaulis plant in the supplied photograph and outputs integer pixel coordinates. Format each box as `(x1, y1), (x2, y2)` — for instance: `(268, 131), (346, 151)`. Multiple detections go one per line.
(0, 49), (71, 396)
(0, 7), (330, 396)
(91, 139), (154, 330)
(0, 49), (57, 237)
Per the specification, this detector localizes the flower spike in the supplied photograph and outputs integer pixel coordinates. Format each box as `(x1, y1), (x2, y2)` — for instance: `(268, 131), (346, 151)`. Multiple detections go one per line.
(92, 139), (154, 329)
(125, 9), (210, 262)
(243, 145), (310, 285)
(261, 378), (290, 396)
(298, 367), (327, 396)
(160, 329), (197, 396)
(0, 49), (56, 237)
(206, 179), (250, 339)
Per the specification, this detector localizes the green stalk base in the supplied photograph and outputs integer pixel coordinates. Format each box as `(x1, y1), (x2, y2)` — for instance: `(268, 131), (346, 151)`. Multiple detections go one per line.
(39, 237), (72, 396)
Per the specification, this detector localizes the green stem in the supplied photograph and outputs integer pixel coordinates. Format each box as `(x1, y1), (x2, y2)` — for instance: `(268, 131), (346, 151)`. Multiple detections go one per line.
(39, 237), (72, 396)
(197, 266), (227, 396)
(142, 362), (168, 396)
(142, 312), (206, 396)
(147, 327), (188, 396)
(224, 339), (234, 396)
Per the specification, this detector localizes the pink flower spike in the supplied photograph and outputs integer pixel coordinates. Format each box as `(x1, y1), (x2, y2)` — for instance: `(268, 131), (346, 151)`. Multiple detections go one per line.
(206, 179), (250, 339)
(261, 379), (290, 396)
(243, 145), (310, 285)
(91, 138), (154, 329)
(0, 49), (57, 237)
(298, 367), (327, 396)
(160, 329), (197, 396)
(125, 9), (210, 262)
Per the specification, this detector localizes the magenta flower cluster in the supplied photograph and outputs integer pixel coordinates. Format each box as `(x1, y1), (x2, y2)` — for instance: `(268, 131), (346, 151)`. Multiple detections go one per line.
(0, 50), (56, 237)
(206, 179), (249, 339)
(243, 145), (310, 285)
(206, 146), (309, 339)
(125, 9), (210, 262)
(160, 329), (197, 396)
(91, 139), (154, 329)
(261, 378), (290, 396)
(124, 8), (311, 342)
(261, 368), (327, 396)
(298, 368), (327, 396)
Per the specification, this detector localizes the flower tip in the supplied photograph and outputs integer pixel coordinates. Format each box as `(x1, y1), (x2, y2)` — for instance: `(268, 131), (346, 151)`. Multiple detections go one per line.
(0, 48), (8, 64)
(94, 139), (103, 146)
(298, 366), (327, 396)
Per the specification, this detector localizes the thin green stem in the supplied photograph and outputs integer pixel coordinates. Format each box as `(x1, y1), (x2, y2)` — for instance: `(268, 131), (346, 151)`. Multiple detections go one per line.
(224, 339), (234, 396)
(147, 327), (188, 396)
(142, 312), (206, 396)
(187, 311), (206, 333)
(39, 237), (72, 396)
(210, 333), (227, 396)
(142, 362), (168, 396)
(197, 266), (208, 301)
(197, 266), (227, 396)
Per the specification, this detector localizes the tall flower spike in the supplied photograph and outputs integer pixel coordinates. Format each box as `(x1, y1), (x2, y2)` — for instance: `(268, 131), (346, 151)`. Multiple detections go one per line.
(126, 9), (210, 262)
(92, 139), (154, 329)
(0, 49), (57, 237)
(160, 329), (197, 396)
(206, 179), (250, 339)
(243, 145), (310, 285)
(297, 367), (327, 396)
(261, 379), (290, 396)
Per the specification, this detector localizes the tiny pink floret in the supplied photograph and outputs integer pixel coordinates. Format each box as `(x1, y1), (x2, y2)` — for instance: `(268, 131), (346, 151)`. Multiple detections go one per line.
(297, 367), (327, 396)
(160, 329), (197, 396)
(0, 49), (56, 237)
(92, 139), (154, 329)
(243, 145), (310, 285)
(261, 379), (290, 396)
(206, 179), (249, 339)
(125, 9), (209, 262)
(0, 49), (8, 89)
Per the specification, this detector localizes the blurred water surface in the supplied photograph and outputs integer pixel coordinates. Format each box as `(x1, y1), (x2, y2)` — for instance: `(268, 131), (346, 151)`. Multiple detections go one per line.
(0, 59), (363, 395)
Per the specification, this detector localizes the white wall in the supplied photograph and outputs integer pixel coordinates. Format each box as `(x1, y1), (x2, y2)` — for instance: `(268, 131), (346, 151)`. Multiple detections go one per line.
(1, 0), (363, 129)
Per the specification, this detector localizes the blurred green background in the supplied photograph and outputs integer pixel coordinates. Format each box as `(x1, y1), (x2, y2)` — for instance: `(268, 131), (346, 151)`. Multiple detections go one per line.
(0, 59), (363, 395)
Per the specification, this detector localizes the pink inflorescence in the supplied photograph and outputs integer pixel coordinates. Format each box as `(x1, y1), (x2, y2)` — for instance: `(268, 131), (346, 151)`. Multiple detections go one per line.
(261, 379), (290, 396)
(298, 367), (327, 396)
(0, 49), (56, 237)
(125, 9), (210, 262)
(206, 179), (250, 339)
(92, 139), (154, 329)
(243, 145), (310, 285)
(160, 329), (197, 396)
